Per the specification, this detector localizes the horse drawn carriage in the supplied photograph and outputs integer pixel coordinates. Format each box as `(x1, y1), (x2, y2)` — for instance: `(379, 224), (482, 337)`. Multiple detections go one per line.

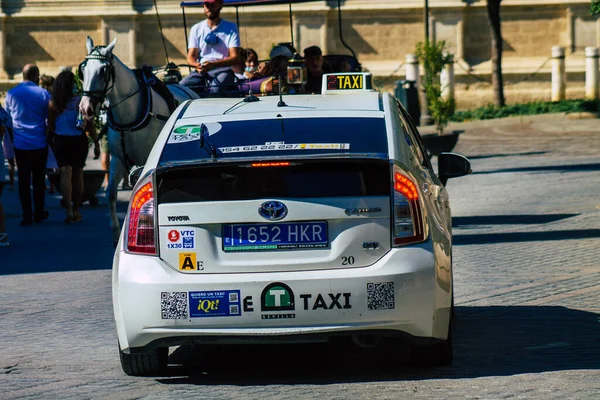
(78, 0), (458, 244)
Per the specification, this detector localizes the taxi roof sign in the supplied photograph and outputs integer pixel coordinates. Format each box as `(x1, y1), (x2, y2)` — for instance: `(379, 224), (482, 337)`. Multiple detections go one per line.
(322, 72), (375, 95)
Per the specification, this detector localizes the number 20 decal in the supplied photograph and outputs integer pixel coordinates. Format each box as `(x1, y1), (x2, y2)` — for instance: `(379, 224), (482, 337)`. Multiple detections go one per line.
(341, 256), (355, 265)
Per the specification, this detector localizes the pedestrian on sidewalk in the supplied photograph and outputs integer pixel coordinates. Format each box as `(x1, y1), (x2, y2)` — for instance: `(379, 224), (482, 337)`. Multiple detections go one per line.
(5, 64), (51, 226)
(47, 70), (100, 224)
(0, 104), (11, 246)
(1, 99), (15, 189)
(40, 74), (59, 193)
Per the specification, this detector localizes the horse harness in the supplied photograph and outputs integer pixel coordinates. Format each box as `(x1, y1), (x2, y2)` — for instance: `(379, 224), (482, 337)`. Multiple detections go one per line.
(78, 47), (174, 172)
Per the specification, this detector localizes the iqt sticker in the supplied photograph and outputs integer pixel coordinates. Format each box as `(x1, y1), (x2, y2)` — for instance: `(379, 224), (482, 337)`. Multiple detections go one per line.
(189, 290), (241, 318)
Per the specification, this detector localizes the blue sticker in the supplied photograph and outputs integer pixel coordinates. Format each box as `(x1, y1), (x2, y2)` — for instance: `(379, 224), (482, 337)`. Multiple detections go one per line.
(189, 290), (241, 318)
(183, 236), (194, 249)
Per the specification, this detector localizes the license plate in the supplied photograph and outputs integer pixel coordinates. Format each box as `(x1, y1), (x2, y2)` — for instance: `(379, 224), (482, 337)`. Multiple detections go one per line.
(222, 221), (328, 252)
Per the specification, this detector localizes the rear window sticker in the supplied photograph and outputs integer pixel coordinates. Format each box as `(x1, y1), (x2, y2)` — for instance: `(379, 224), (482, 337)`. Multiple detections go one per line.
(219, 142), (350, 154)
(168, 123), (222, 144)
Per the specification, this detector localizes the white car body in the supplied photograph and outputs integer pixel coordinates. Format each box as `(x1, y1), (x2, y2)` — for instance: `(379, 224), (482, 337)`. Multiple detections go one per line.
(113, 73), (464, 375)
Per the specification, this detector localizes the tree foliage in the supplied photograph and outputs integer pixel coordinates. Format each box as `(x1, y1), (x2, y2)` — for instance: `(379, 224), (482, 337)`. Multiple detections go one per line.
(415, 40), (456, 135)
(591, 0), (600, 15)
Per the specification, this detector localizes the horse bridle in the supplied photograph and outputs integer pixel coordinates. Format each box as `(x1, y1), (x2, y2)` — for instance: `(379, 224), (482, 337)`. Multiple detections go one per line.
(78, 47), (116, 105)
(78, 47), (145, 112)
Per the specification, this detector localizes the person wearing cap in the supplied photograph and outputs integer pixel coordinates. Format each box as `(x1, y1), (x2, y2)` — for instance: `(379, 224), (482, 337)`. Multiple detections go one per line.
(180, 0), (242, 93)
(303, 45), (332, 94)
(259, 45), (294, 95)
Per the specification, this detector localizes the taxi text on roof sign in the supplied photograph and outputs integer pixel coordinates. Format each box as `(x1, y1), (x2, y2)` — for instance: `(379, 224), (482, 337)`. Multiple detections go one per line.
(321, 72), (375, 95)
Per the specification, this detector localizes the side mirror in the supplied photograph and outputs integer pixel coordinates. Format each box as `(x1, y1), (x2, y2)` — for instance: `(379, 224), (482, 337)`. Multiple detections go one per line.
(128, 166), (144, 188)
(438, 152), (472, 186)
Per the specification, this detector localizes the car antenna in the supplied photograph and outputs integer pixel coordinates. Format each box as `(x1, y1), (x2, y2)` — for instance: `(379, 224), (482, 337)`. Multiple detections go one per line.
(243, 87), (259, 103)
(277, 72), (287, 107)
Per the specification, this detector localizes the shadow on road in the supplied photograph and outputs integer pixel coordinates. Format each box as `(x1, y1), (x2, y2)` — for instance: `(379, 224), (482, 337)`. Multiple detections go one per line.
(473, 162), (600, 175)
(0, 192), (129, 275)
(467, 151), (548, 160)
(155, 306), (600, 385)
(454, 229), (600, 246)
(453, 213), (577, 228)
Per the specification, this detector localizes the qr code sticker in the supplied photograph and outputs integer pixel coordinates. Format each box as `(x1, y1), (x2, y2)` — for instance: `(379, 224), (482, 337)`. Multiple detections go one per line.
(367, 282), (395, 310)
(229, 292), (239, 302)
(161, 292), (188, 319)
(229, 304), (239, 315)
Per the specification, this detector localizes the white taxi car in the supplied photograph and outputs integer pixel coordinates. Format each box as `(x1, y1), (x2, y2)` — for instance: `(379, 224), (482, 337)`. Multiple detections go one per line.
(113, 73), (471, 376)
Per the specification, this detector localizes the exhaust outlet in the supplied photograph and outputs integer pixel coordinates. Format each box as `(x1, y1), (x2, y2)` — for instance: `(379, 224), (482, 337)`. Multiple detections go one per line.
(352, 335), (381, 348)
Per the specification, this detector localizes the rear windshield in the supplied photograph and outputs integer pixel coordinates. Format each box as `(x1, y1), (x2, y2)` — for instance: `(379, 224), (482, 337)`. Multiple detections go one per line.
(156, 160), (390, 204)
(159, 117), (388, 164)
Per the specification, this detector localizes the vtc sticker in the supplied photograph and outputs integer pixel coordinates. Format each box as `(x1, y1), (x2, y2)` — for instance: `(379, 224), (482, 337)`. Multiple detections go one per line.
(189, 290), (241, 318)
(167, 229), (195, 249)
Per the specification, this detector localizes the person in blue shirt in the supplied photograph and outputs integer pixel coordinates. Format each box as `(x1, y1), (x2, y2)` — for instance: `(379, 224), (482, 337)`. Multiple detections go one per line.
(47, 71), (99, 224)
(5, 64), (51, 226)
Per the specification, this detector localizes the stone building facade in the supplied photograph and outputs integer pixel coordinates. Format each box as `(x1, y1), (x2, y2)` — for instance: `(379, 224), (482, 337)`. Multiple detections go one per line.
(0, 0), (598, 108)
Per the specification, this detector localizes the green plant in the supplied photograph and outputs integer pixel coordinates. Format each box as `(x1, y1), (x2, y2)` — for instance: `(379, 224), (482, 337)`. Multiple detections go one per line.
(591, 0), (600, 15)
(451, 99), (600, 122)
(415, 40), (456, 135)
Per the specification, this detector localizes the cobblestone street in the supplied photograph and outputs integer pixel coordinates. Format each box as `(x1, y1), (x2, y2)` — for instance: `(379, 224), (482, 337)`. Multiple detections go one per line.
(1, 114), (599, 399)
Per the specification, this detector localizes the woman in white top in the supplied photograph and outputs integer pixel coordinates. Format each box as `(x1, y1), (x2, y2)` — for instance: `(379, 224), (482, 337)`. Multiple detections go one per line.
(47, 71), (100, 224)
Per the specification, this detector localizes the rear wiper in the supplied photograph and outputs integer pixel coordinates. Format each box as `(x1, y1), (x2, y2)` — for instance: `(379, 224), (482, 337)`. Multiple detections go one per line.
(199, 123), (220, 159)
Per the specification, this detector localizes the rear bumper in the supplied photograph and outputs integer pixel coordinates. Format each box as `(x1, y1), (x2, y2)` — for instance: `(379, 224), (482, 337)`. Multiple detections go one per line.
(113, 245), (451, 351)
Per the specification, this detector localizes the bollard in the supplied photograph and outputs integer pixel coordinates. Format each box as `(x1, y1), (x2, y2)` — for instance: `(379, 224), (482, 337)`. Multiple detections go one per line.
(585, 47), (599, 100)
(441, 53), (455, 101)
(405, 54), (419, 85)
(551, 46), (566, 102)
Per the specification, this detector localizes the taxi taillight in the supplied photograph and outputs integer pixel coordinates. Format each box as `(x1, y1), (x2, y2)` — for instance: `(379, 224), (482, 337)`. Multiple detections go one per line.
(126, 177), (157, 255)
(392, 167), (426, 246)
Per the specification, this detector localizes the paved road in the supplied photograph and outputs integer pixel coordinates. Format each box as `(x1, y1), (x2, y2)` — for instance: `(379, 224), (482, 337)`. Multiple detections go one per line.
(1, 116), (600, 399)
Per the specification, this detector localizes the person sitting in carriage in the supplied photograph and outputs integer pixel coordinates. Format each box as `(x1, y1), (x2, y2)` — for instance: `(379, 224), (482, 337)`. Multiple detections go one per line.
(241, 45), (294, 95)
(180, 0), (242, 93)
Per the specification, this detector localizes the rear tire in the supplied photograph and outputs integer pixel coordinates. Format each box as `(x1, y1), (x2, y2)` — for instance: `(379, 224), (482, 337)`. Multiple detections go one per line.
(408, 326), (453, 367)
(119, 345), (168, 376)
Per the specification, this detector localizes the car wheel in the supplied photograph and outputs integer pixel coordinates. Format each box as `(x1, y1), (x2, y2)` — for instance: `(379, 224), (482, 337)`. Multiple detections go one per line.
(408, 326), (453, 367)
(119, 345), (168, 376)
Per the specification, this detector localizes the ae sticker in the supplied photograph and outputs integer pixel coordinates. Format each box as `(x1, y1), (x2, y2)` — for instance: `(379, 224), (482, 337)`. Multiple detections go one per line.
(179, 252), (196, 271)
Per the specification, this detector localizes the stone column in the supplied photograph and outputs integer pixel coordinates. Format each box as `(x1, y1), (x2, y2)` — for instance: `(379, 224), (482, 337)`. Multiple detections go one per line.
(585, 47), (599, 100)
(101, 18), (137, 67)
(566, 7), (574, 54)
(551, 46), (566, 102)
(441, 53), (455, 101)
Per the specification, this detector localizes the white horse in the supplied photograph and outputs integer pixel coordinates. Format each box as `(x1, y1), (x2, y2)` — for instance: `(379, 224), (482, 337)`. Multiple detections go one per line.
(79, 36), (198, 245)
